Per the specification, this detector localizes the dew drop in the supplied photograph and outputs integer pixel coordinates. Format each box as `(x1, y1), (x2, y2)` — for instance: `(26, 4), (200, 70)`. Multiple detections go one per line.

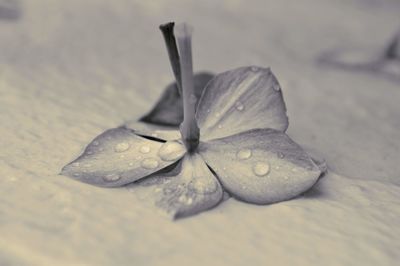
(189, 93), (197, 104)
(158, 141), (184, 161)
(103, 173), (121, 182)
(251, 66), (259, 72)
(178, 195), (187, 203)
(140, 145), (151, 154)
(235, 101), (244, 111)
(236, 149), (252, 160)
(163, 187), (174, 195)
(114, 142), (130, 152)
(253, 162), (270, 176)
(141, 158), (159, 169)
(189, 179), (218, 194)
(273, 83), (281, 91)
(186, 197), (193, 205)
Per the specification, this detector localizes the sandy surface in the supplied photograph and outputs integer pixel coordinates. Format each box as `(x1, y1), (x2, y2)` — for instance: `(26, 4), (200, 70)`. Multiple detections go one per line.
(1, 0), (400, 265)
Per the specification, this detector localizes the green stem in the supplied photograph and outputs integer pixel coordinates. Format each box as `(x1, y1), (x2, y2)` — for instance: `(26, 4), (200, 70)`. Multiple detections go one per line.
(159, 22), (182, 94)
(175, 23), (200, 152)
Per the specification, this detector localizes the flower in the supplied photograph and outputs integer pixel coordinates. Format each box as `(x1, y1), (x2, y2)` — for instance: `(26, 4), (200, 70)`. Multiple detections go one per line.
(61, 23), (324, 219)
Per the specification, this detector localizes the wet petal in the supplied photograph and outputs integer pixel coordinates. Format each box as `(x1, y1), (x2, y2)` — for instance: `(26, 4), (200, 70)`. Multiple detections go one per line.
(61, 127), (186, 187)
(199, 129), (321, 204)
(140, 72), (214, 126)
(196, 66), (288, 140)
(129, 154), (223, 219)
(123, 121), (181, 141)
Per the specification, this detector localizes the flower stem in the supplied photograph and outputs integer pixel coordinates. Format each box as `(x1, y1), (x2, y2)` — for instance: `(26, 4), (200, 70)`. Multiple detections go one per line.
(175, 23), (200, 152)
(159, 22), (182, 94)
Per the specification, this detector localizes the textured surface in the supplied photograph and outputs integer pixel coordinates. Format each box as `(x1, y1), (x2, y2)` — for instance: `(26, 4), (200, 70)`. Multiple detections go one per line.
(1, 0), (400, 265)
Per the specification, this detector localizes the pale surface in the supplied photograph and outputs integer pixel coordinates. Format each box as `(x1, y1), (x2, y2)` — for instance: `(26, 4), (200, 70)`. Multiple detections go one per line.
(1, 0), (400, 265)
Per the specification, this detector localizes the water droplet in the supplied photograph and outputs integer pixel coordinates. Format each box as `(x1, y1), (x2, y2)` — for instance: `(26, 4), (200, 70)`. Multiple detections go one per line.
(114, 142), (130, 152)
(141, 158), (159, 169)
(163, 187), (174, 195)
(235, 101), (244, 111)
(277, 152), (285, 159)
(253, 162), (270, 176)
(158, 141), (184, 161)
(103, 173), (121, 182)
(189, 179), (218, 194)
(236, 149), (252, 160)
(186, 197), (193, 205)
(189, 93), (197, 104)
(92, 140), (99, 146)
(251, 66), (259, 72)
(140, 145), (151, 154)
(178, 195), (187, 203)
(273, 83), (281, 91)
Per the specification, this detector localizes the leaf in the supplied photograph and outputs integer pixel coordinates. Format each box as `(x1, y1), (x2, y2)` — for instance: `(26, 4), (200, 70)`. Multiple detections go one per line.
(61, 127), (186, 187)
(198, 128), (321, 204)
(140, 72), (214, 126)
(129, 153), (223, 219)
(196, 66), (288, 141)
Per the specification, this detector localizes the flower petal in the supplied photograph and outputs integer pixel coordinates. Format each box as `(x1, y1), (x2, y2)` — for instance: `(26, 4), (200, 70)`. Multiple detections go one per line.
(123, 121), (181, 141)
(61, 127), (186, 187)
(196, 66), (288, 140)
(198, 129), (321, 204)
(129, 154), (223, 219)
(140, 72), (214, 126)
